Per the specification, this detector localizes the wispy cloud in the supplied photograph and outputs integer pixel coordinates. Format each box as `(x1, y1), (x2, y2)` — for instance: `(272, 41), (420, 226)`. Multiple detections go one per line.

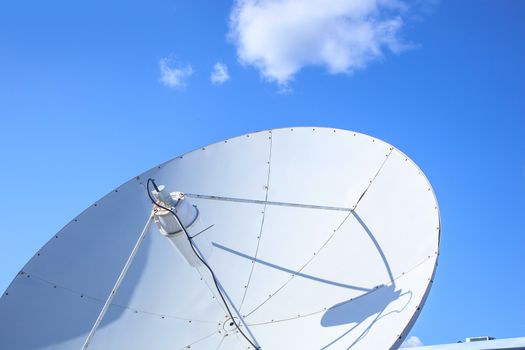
(229, 0), (414, 86)
(210, 62), (231, 84)
(401, 336), (424, 347)
(159, 56), (193, 88)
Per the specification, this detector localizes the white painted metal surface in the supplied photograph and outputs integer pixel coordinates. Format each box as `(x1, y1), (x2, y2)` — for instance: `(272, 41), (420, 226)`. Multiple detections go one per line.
(408, 337), (525, 350)
(0, 127), (440, 350)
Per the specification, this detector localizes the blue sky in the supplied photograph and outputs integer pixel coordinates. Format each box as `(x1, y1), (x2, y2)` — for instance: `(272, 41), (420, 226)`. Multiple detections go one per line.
(0, 0), (524, 347)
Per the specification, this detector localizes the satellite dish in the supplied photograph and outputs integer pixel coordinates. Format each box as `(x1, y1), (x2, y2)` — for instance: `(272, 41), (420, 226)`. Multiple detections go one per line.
(0, 127), (440, 349)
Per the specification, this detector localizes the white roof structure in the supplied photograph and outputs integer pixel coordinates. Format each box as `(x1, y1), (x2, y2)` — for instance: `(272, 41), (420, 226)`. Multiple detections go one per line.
(0, 127), (440, 349)
(409, 337), (525, 350)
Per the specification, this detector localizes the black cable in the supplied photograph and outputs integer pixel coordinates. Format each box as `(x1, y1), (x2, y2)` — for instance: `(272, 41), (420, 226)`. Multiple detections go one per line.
(146, 179), (260, 350)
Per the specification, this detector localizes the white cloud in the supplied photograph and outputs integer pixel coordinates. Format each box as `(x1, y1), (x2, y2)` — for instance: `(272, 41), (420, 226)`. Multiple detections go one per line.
(401, 336), (424, 347)
(159, 56), (193, 88)
(210, 62), (231, 84)
(229, 0), (411, 85)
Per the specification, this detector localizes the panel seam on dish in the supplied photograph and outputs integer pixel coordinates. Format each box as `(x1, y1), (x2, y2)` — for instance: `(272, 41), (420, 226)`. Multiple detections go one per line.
(238, 130), (274, 312)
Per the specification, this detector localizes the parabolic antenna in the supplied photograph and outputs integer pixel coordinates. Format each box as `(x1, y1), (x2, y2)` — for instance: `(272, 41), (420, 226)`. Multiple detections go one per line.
(0, 127), (440, 350)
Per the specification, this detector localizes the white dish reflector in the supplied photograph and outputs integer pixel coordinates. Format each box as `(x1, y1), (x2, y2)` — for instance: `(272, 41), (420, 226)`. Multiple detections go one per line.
(0, 127), (440, 350)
